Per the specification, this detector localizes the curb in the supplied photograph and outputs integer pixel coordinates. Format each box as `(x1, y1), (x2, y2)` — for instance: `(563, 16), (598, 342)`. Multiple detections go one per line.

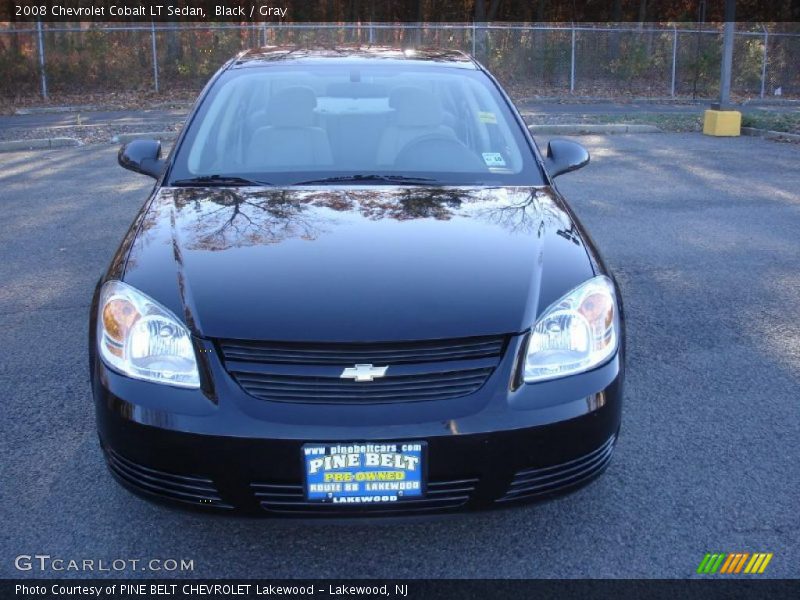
(741, 126), (800, 142)
(0, 137), (82, 152)
(741, 99), (800, 107)
(517, 96), (799, 107)
(30, 120), (181, 131)
(528, 123), (661, 135)
(14, 105), (99, 115)
(517, 96), (711, 106)
(112, 131), (178, 143)
(150, 101), (193, 110)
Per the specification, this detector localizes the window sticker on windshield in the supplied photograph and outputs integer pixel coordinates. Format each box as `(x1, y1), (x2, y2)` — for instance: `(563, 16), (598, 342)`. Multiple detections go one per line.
(482, 152), (506, 167)
(478, 111), (498, 124)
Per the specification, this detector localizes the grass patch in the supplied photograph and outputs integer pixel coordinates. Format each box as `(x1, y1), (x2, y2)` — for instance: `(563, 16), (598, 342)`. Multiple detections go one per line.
(523, 110), (800, 135)
(598, 113), (703, 132)
(741, 112), (800, 134)
(522, 112), (703, 132)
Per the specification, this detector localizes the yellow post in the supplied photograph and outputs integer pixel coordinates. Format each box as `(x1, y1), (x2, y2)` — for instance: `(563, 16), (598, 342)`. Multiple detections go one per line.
(704, 1), (741, 137)
(703, 109), (742, 136)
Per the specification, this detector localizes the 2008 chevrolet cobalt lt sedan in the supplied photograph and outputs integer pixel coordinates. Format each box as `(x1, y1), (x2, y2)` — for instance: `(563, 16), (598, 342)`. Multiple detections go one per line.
(90, 47), (624, 516)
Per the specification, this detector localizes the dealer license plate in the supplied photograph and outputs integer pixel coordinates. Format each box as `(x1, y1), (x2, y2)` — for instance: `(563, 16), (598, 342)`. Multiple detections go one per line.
(303, 441), (426, 504)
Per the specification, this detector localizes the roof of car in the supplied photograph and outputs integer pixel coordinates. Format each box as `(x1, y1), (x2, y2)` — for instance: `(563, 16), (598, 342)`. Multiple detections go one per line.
(230, 46), (478, 69)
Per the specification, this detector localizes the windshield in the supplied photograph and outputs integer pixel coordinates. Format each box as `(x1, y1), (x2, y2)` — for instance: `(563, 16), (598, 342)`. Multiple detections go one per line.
(168, 63), (543, 186)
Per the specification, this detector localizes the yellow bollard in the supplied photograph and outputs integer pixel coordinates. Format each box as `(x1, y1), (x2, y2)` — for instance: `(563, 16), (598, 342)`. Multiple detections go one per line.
(703, 109), (741, 136)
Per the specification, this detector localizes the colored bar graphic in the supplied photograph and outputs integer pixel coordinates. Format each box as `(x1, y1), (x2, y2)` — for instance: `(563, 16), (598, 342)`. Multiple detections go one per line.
(713, 554), (726, 573)
(744, 554), (760, 573)
(734, 553), (749, 573)
(720, 554), (736, 574)
(700, 552), (772, 575)
(697, 554), (713, 574)
(758, 553), (773, 573)
(749, 554), (766, 573)
(704, 554), (721, 574)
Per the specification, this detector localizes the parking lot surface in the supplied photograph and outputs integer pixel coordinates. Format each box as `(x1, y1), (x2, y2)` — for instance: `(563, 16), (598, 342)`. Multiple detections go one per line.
(1, 133), (798, 578)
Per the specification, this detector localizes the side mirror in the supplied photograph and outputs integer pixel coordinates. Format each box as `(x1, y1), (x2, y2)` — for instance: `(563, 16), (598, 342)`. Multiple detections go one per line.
(545, 139), (590, 178)
(118, 139), (165, 179)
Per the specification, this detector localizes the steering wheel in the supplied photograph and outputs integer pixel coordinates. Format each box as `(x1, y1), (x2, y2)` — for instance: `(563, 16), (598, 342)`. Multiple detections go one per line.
(394, 135), (488, 172)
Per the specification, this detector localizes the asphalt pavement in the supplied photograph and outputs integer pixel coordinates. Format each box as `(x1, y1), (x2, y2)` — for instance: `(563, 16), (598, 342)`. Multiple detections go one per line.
(0, 134), (798, 578)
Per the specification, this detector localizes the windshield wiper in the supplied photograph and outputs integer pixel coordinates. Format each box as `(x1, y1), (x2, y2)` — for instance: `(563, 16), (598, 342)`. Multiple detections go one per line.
(170, 175), (271, 187)
(292, 174), (439, 186)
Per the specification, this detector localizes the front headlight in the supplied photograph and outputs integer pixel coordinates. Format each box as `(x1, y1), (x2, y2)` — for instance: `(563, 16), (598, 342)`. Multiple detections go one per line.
(523, 275), (619, 383)
(97, 280), (200, 388)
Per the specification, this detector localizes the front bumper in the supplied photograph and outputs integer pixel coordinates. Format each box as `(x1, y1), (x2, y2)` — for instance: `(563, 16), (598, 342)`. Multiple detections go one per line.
(93, 331), (623, 517)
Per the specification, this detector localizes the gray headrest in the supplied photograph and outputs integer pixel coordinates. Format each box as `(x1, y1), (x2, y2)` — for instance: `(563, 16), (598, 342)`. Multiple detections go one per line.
(268, 86), (317, 127)
(389, 86), (444, 128)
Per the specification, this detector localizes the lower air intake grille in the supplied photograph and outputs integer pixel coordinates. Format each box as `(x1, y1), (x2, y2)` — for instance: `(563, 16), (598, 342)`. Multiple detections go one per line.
(105, 448), (232, 509)
(252, 478), (478, 515)
(496, 435), (616, 503)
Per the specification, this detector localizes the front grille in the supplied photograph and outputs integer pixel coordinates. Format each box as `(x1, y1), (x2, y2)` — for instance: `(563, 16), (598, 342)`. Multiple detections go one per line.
(496, 435), (616, 503)
(105, 448), (232, 510)
(231, 367), (493, 404)
(252, 478), (478, 515)
(217, 335), (507, 404)
(218, 335), (506, 365)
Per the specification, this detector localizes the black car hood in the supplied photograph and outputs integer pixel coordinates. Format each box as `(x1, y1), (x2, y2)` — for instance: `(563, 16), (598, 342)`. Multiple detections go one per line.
(122, 186), (594, 342)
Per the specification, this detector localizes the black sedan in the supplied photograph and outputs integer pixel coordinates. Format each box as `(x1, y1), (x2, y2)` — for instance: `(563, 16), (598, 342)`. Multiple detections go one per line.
(91, 47), (624, 516)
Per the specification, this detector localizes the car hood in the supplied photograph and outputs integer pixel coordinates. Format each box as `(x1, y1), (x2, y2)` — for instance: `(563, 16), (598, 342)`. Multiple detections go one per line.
(122, 186), (594, 342)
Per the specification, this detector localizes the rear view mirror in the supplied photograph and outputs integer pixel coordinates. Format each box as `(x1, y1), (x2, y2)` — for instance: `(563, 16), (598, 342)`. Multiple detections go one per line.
(118, 139), (165, 179)
(545, 139), (590, 178)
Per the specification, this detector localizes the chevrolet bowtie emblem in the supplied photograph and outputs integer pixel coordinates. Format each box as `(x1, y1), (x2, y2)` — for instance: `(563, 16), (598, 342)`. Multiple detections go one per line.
(340, 364), (389, 382)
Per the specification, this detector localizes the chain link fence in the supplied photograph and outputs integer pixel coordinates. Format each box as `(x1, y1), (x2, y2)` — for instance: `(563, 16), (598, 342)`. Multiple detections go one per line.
(1, 23), (798, 103)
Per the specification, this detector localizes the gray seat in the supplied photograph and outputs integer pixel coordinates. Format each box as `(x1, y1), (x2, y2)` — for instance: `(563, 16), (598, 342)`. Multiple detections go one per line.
(247, 86), (333, 169)
(376, 86), (457, 166)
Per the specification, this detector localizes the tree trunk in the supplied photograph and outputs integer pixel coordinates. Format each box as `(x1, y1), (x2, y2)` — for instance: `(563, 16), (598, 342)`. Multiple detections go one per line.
(609, 0), (622, 61)
(473, 0), (501, 60)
